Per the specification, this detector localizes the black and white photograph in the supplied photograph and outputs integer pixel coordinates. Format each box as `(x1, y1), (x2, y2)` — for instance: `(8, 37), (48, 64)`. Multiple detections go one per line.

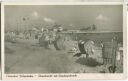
(3, 4), (124, 74)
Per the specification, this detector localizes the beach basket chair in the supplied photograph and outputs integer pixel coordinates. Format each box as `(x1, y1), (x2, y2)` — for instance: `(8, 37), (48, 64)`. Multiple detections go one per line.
(102, 37), (118, 73)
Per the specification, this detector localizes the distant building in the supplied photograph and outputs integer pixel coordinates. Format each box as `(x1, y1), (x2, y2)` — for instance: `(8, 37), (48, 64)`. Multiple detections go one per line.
(67, 30), (80, 33)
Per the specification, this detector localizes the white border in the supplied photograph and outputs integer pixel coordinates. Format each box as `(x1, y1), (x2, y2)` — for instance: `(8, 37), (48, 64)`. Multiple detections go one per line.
(1, 0), (123, 2)
(1, 2), (127, 80)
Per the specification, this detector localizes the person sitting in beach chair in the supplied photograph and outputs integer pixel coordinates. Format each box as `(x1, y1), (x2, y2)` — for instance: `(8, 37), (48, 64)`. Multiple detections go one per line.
(74, 40), (88, 58)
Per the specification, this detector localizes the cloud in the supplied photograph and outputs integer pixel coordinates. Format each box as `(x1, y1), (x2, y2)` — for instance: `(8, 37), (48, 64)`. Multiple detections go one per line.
(96, 14), (108, 21)
(69, 23), (74, 27)
(43, 17), (54, 23)
(32, 11), (39, 18)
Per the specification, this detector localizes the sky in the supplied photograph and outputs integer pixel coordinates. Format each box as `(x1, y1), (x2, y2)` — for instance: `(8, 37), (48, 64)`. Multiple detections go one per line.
(5, 5), (123, 31)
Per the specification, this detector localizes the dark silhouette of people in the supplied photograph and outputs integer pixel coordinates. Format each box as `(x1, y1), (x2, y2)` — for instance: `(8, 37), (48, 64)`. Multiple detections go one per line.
(74, 40), (88, 57)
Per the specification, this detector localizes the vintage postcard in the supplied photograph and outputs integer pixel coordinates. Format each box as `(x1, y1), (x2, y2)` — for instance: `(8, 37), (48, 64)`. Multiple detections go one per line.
(1, 2), (127, 80)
